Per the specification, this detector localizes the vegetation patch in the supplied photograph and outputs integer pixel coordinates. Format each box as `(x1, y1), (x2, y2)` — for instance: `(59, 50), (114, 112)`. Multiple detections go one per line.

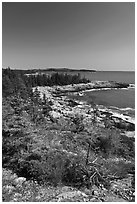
(2, 68), (135, 201)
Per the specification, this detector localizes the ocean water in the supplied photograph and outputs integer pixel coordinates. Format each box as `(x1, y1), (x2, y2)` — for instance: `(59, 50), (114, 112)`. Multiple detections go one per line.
(84, 88), (135, 108)
(68, 71), (135, 118)
(80, 71), (135, 84)
(79, 71), (135, 108)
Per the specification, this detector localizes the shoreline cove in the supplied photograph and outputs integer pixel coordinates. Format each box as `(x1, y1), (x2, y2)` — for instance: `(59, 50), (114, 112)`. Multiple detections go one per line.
(34, 81), (135, 136)
(68, 86), (135, 110)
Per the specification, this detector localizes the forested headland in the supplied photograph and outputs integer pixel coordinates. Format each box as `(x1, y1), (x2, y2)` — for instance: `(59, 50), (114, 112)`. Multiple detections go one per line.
(2, 68), (90, 97)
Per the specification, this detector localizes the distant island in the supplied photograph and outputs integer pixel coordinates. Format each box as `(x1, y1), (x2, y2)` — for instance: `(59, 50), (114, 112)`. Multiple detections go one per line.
(44, 68), (96, 72)
(3, 67), (96, 74)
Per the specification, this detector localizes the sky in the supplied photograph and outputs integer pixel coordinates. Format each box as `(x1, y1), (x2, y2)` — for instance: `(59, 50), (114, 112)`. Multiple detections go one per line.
(2, 2), (135, 71)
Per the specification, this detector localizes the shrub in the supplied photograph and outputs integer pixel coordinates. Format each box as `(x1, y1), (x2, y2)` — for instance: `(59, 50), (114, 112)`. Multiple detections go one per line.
(16, 160), (44, 181)
(71, 115), (84, 133)
(62, 158), (88, 187)
(2, 130), (29, 169)
(14, 150), (93, 187)
(2, 138), (19, 167)
(90, 127), (135, 159)
(15, 150), (73, 185)
(95, 136), (111, 156)
(26, 153), (41, 161)
(42, 150), (70, 186)
(119, 135), (135, 158)
(101, 158), (135, 179)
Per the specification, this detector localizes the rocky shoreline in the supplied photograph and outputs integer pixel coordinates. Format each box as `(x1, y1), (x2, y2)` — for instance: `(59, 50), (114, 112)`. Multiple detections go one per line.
(51, 81), (129, 95)
(34, 81), (135, 136)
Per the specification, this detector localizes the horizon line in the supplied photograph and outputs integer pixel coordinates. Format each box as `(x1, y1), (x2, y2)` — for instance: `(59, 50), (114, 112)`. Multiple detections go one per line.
(2, 66), (135, 72)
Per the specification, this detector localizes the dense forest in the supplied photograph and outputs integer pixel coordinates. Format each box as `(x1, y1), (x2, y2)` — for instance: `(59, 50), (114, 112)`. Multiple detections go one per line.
(2, 68), (90, 97)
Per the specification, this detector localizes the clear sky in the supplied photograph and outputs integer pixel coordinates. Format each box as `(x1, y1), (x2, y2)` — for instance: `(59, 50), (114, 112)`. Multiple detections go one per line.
(2, 2), (135, 71)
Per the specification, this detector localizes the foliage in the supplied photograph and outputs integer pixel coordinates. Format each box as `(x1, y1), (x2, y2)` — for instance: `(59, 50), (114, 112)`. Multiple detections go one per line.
(62, 157), (88, 187)
(100, 158), (135, 179)
(87, 127), (135, 160)
(2, 68), (90, 98)
(71, 115), (84, 133)
(2, 74), (135, 201)
(17, 160), (44, 181)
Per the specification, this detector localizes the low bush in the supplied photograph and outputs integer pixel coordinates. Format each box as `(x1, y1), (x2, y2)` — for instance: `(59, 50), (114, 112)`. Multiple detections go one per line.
(11, 149), (106, 188)
(42, 150), (71, 186)
(17, 160), (45, 181)
(94, 136), (111, 156)
(119, 135), (135, 158)
(71, 115), (84, 133)
(101, 158), (135, 179)
(26, 153), (42, 161)
(14, 150), (71, 185)
(2, 130), (29, 169)
(62, 158), (89, 187)
(90, 127), (135, 159)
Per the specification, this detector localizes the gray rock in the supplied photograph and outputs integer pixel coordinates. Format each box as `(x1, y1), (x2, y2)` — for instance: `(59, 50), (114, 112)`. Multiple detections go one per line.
(13, 177), (26, 186)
